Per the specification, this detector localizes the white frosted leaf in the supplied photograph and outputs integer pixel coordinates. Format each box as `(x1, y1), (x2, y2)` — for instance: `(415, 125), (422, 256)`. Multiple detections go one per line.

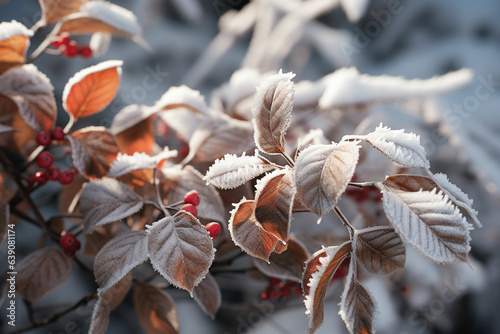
(147, 212), (215, 293)
(295, 141), (360, 216)
(204, 151), (275, 189)
(39, 0), (87, 25)
(254, 168), (296, 242)
(348, 123), (430, 168)
(153, 85), (208, 114)
(0, 64), (56, 132)
(193, 273), (221, 319)
(339, 259), (376, 334)
(302, 241), (352, 334)
(430, 172), (481, 227)
(108, 148), (178, 177)
(252, 71), (295, 155)
(80, 178), (144, 233)
(89, 32), (112, 58)
(380, 176), (472, 264)
(94, 230), (148, 292)
(16, 246), (71, 301)
(110, 104), (156, 135)
(340, 0), (370, 22)
(319, 67), (473, 109)
(0, 20), (33, 41)
(0, 21), (33, 74)
(354, 226), (406, 276)
(134, 282), (179, 334)
(228, 199), (281, 262)
(161, 165), (225, 223)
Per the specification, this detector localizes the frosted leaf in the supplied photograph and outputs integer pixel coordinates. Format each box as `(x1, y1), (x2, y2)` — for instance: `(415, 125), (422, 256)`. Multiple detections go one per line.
(297, 129), (329, 151)
(94, 230), (148, 292)
(0, 64), (56, 132)
(354, 226), (406, 276)
(0, 124), (15, 134)
(254, 168), (296, 242)
(89, 297), (110, 334)
(319, 67), (473, 109)
(0, 20), (33, 41)
(108, 148), (178, 177)
(89, 32), (111, 58)
(80, 178), (144, 233)
(153, 85), (208, 114)
(340, 0), (370, 22)
(16, 246), (71, 301)
(228, 199), (281, 262)
(295, 141), (360, 216)
(302, 241), (352, 334)
(0, 21), (33, 74)
(380, 176), (472, 264)
(204, 151), (274, 189)
(429, 172), (481, 227)
(39, 0), (87, 25)
(99, 273), (132, 311)
(147, 211), (215, 293)
(346, 123), (430, 168)
(252, 71), (295, 155)
(110, 104), (156, 135)
(193, 273), (221, 319)
(339, 259), (376, 334)
(134, 282), (179, 334)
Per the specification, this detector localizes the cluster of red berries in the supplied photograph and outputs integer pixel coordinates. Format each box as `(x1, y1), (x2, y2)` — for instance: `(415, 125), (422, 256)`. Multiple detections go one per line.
(179, 190), (221, 238)
(26, 151), (77, 186)
(346, 174), (382, 203)
(36, 127), (65, 146)
(51, 33), (92, 58)
(260, 278), (302, 301)
(59, 233), (81, 258)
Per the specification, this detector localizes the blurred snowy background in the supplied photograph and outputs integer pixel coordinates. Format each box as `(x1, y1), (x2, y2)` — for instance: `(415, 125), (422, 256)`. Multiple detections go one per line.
(1, 0), (500, 333)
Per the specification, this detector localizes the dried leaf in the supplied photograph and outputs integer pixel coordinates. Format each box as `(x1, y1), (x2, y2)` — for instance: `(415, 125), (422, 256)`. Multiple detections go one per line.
(111, 105), (156, 155)
(68, 126), (119, 178)
(161, 165), (225, 223)
(110, 104), (156, 135)
(39, 0), (87, 24)
(252, 71), (295, 154)
(0, 64), (56, 132)
(99, 273), (132, 311)
(62, 60), (122, 119)
(228, 199), (281, 262)
(255, 168), (296, 242)
(254, 237), (309, 282)
(0, 95), (36, 155)
(339, 259), (376, 334)
(134, 282), (179, 334)
(295, 141), (360, 216)
(354, 226), (405, 276)
(302, 241), (352, 334)
(108, 148), (177, 178)
(94, 230), (148, 291)
(89, 297), (110, 334)
(0, 21), (33, 74)
(153, 85), (208, 114)
(380, 175), (472, 263)
(183, 114), (255, 163)
(80, 178), (144, 233)
(204, 151), (275, 190)
(54, 2), (145, 46)
(147, 212), (215, 293)
(16, 246), (71, 301)
(193, 273), (221, 319)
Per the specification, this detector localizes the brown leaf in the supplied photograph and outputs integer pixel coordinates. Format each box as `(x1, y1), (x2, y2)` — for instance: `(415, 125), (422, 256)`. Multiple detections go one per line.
(302, 241), (351, 334)
(89, 297), (110, 334)
(0, 95), (37, 155)
(0, 64), (57, 132)
(147, 211), (215, 293)
(68, 126), (119, 179)
(295, 141), (360, 216)
(0, 21), (32, 75)
(255, 168), (296, 243)
(117, 168), (155, 201)
(16, 246), (71, 301)
(115, 116), (155, 155)
(252, 71), (295, 154)
(100, 273), (132, 311)
(40, 0), (87, 25)
(134, 282), (180, 334)
(63, 60), (122, 119)
(193, 273), (221, 319)
(339, 259), (376, 334)
(354, 226), (405, 276)
(228, 199), (281, 262)
(82, 223), (121, 257)
(254, 237), (309, 282)
(94, 230), (148, 292)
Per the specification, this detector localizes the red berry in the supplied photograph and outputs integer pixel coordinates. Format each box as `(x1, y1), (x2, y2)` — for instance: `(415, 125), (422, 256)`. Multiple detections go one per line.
(73, 239), (81, 252)
(270, 278), (281, 287)
(60, 33), (70, 46)
(36, 151), (53, 168)
(269, 289), (282, 301)
(59, 233), (76, 249)
(26, 174), (36, 186)
(63, 41), (78, 58)
(205, 222), (221, 238)
(51, 127), (65, 141)
(45, 166), (60, 181)
(68, 165), (78, 175)
(59, 170), (74, 185)
(180, 203), (197, 217)
(281, 286), (291, 297)
(79, 45), (92, 58)
(34, 171), (47, 184)
(36, 131), (51, 146)
(51, 40), (62, 48)
(183, 190), (200, 206)
(63, 249), (76, 258)
(260, 290), (270, 301)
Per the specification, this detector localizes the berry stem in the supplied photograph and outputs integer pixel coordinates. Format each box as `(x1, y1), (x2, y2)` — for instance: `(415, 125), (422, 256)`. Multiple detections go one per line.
(153, 168), (169, 216)
(348, 181), (378, 188)
(333, 205), (354, 239)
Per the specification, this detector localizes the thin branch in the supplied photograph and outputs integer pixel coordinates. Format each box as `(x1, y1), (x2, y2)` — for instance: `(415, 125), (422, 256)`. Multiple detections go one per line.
(281, 151), (295, 167)
(153, 168), (169, 216)
(334, 205), (354, 239)
(348, 181), (377, 189)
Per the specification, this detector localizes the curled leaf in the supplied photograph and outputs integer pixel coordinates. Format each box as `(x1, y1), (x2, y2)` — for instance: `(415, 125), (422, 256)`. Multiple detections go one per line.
(39, 0), (87, 25)
(0, 21), (33, 74)
(108, 148), (177, 178)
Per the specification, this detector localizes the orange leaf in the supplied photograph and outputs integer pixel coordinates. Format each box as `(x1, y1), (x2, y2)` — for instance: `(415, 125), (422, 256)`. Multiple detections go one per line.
(39, 0), (87, 25)
(63, 60), (122, 119)
(0, 21), (32, 75)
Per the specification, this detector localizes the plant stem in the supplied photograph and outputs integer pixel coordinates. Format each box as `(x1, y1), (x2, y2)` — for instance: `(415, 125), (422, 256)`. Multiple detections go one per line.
(281, 151), (295, 167)
(333, 205), (354, 238)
